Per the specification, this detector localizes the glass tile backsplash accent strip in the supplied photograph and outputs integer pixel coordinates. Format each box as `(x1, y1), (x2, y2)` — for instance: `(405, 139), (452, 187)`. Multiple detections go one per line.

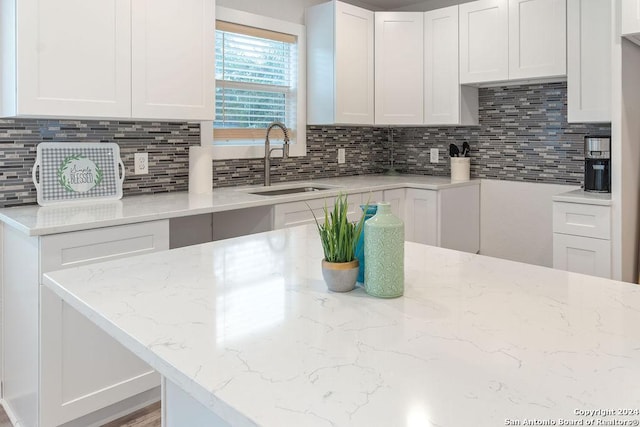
(0, 82), (612, 209)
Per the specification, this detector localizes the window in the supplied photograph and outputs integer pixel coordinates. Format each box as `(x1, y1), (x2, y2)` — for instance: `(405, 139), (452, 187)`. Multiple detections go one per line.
(209, 7), (306, 160)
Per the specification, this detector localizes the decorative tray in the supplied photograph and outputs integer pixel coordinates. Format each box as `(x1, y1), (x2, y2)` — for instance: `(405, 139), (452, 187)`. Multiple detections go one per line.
(33, 142), (125, 206)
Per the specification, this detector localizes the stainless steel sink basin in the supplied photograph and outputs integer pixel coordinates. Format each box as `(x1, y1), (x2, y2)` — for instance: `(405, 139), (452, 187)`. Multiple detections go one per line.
(249, 186), (334, 196)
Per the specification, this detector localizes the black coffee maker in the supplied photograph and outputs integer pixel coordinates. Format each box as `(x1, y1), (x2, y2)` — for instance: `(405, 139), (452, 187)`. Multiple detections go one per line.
(584, 136), (611, 193)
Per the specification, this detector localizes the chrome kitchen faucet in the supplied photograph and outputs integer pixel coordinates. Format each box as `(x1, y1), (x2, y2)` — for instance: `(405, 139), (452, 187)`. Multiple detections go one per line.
(264, 121), (290, 186)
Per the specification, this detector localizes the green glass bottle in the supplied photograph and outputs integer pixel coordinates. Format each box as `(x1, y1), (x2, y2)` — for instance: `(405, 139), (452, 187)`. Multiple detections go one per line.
(364, 202), (404, 298)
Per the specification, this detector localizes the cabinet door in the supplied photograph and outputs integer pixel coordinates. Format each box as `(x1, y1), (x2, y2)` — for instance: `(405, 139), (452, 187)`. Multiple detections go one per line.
(39, 221), (169, 426)
(424, 7), (479, 126)
(553, 233), (611, 278)
(508, 0), (566, 80)
(383, 189), (406, 222)
(567, 0), (611, 123)
(360, 190), (384, 205)
(622, 0), (640, 38)
(131, 0), (215, 120)
(425, 6), (459, 125)
(438, 185), (480, 253)
(335, 2), (374, 124)
(375, 12), (424, 125)
(459, 0), (508, 84)
(16, 0), (131, 118)
(405, 189), (437, 245)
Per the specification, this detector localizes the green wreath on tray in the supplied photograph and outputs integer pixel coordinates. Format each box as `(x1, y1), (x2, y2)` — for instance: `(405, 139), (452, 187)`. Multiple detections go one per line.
(56, 154), (104, 193)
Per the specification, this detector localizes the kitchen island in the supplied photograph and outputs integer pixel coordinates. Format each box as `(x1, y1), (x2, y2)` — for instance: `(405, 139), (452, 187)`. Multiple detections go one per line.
(43, 225), (640, 427)
(0, 175), (482, 427)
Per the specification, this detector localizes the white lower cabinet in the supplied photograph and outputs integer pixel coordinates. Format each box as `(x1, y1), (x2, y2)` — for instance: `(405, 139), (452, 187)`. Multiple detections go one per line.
(273, 196), (335, 229)
(404, 186), (480, 253)
(273, 192), (390, 230)
(404, 189), (437, 245)
(553, 233), (611, 278)
(273, 194), (361, 229)
(553, 201), (611, 278)
(3, 221), (169, 427)
(272, 186), (480, 254)
(382, 189), (406, 222)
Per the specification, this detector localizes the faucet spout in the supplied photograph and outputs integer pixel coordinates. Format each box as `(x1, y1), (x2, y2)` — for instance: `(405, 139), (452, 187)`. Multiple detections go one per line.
(264, 121), (290, 186)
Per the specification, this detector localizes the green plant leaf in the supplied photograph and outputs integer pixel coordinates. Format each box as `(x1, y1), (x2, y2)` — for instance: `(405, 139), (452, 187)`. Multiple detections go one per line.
(307, 192), (369, 263)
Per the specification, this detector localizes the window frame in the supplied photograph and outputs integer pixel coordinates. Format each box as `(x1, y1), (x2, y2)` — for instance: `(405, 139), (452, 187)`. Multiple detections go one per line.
(204, 6), (306, 160)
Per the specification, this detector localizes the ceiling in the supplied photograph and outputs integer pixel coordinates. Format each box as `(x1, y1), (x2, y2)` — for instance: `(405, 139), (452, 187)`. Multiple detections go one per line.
(356, 0), (426, 8)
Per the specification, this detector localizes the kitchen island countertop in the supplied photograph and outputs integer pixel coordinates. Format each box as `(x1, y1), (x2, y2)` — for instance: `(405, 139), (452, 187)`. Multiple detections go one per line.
(0, 175), (478, 236)
(43, 225), (640, 427)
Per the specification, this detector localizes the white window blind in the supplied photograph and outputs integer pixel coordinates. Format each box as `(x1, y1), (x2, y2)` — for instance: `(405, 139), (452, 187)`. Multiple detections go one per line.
(215, 21), (298, 143)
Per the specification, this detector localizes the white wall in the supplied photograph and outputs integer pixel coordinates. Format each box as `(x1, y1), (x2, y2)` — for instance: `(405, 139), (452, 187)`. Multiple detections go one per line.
(619, 39), (640, 283)
(0, 223), (3, 395)
(610, 0), (640, 283)
(216, 0), (379, 24)
(480, 179), (579, 267)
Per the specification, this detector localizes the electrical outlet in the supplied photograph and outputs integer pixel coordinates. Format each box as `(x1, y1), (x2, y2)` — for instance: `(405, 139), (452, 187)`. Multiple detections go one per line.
(134, 152), (149, 174)
(430, 148), (439, 163)
(338, 148), (346, 164)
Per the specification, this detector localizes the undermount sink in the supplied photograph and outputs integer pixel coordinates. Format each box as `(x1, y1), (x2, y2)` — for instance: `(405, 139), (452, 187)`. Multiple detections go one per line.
(249, 185), (335, 196)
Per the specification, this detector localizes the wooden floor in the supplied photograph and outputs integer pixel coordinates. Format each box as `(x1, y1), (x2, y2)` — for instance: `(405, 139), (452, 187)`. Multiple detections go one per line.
(0, 402), (161, 427)
(102, 402), (161, 427)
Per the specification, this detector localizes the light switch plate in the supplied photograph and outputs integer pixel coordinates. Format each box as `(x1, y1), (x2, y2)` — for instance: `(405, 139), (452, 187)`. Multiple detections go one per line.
(430, 148), (439, 163)
(338, 148), (346, 164)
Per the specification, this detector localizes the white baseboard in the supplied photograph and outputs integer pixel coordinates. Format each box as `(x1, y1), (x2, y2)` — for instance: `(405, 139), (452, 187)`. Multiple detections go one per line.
(59, 387), (161, 427)
(1, 398), (22, 427)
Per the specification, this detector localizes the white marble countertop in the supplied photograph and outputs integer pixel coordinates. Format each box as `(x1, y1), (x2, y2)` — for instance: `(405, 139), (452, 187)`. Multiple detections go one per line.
(0, 175), (478, 236)
(552, 189), (612, 206)
(43, 225), (640, 427)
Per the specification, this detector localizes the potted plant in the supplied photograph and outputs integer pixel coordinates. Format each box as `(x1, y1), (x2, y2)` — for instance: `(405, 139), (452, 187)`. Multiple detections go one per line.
(310, 193), (368, 292)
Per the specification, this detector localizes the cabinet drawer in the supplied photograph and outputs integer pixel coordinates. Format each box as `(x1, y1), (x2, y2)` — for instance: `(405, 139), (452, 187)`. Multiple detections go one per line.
(273, 194), (366, 230)
(40, 220), (170, 273)
(553, 233), (611, 278)
(273, 198), (338, 230)
(552, 202), (610, 239)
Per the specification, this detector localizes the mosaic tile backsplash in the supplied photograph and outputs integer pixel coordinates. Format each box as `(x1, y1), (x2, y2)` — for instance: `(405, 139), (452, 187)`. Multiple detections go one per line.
(392, 82), (611, 183)
(0, 82), (612, 208)
(213, 126), (386, 187)
(0, 119), (200, 207)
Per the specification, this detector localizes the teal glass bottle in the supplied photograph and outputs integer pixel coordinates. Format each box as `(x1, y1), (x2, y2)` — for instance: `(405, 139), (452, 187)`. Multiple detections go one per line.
(364, 202), (404, 298)
(355, 204), (378, 283)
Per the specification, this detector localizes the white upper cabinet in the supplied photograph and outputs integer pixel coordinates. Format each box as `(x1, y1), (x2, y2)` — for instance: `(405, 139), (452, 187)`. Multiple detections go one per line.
(4, 0), (132, 118)
(460, 0), (566, 85)
(424, 6), (478, 126)
(307, 1), (374, 125)
(459, 0), (509, 84)
(567, 0), (611, 123)
(0, 0), (214, 121)
(375, 12), (424, 125)
(131, 0), (215, 121)
(508, 0), (566, 80)
(622, 0), (640, 45)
